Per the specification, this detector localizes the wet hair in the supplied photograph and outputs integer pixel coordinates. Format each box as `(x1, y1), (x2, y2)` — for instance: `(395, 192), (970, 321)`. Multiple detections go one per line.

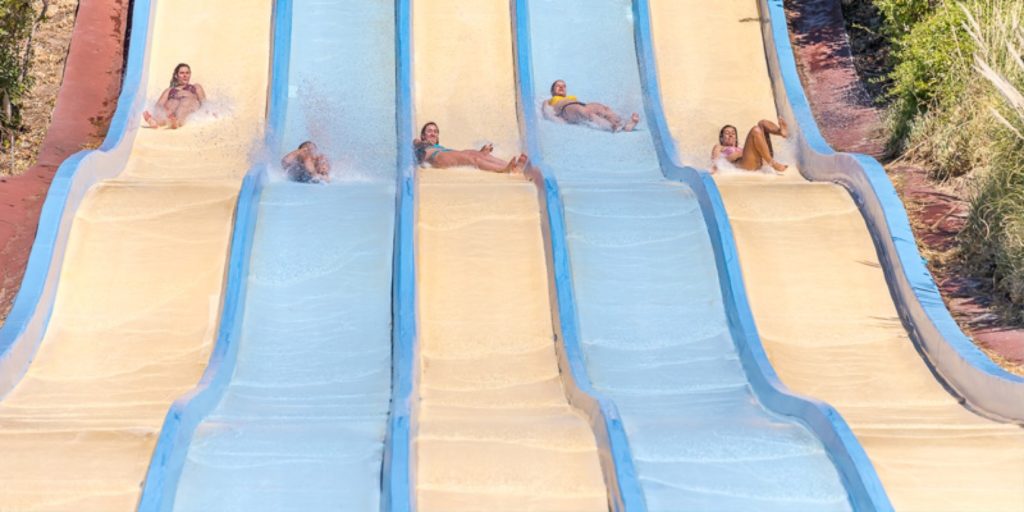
(299, 141), (315, 151)
(415, 122), (439, 164)
(171, 63), (191, 88)
(550, 80), (564, 96)
(719, 125), (738, 146)
(420, 122), (438, 142)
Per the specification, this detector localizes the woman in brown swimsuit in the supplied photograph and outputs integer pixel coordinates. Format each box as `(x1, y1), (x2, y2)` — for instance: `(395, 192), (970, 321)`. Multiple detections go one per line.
(144, 63), (207, 129)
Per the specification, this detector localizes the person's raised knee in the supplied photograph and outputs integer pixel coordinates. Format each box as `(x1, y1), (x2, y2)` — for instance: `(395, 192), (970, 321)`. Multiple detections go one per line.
(752, 125), (764, 135)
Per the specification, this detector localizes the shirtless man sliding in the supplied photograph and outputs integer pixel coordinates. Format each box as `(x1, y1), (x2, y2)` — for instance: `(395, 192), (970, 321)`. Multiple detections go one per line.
(281, 141), (331, 183)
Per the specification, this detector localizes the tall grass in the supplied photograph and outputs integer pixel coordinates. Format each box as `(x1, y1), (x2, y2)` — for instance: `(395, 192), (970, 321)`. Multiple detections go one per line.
(960, 2), (1024, 318)
(871, 0), (1024, 317)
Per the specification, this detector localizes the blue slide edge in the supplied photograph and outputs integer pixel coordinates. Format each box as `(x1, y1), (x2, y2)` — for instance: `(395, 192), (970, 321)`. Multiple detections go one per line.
(512, 1), (650, 510)
(382, 0), (417, 510)
(135, 0), (292, 509)
(758, 0), (1024, 421)
(630, 0), (893, 510)
(0, 0), (157, 397)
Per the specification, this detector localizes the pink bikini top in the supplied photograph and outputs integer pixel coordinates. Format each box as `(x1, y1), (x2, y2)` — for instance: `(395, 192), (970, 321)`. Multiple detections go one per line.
(721, 145), (742, 158)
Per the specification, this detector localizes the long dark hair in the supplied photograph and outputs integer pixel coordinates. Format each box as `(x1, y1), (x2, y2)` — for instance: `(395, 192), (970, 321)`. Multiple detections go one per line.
(550, 80), (563, 96)
(415, 122), (439, 164)
(719, 124), (737, 146)
(170, 63), (190, 88)
(419, 122), (438, 144)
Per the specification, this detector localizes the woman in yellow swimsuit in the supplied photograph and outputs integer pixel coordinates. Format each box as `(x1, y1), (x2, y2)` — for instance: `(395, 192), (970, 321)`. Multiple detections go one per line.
(413, 122), (528, 173)
(543, 79), (640, 132)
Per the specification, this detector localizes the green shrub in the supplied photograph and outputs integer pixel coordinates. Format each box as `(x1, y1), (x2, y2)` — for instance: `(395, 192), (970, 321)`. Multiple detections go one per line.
(879, 1), (974, 157)
(874, 0), (936, 32)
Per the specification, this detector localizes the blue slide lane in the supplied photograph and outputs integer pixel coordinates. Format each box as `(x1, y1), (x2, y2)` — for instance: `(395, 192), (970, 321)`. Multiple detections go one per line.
(517, 0), (855, 509)
(142, 1), (398, 510)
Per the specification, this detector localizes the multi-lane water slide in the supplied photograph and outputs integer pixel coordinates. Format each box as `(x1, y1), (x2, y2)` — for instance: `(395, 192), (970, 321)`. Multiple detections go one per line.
(516, 0), (887, 510)
(0, 0), (272, 509)
(647, 0), (1024, 510)
(410, 1), (609, 509)
(133, 1), (399, 510)
(4, 0), (1018, 510)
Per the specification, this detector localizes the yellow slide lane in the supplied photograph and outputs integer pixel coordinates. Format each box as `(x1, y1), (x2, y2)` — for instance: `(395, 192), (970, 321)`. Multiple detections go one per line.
(650, 1), (1024, 510)
(0, 0), (271, 510)
(413, 1), (607, 510)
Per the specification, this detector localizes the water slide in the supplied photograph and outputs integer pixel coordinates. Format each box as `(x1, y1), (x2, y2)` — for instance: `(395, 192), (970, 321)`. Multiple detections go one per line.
(133, 1), (398, 510)
(0, 0), (271, 509)
(411, 1), (609, 509)
(648, 0), (1024, 510)
(515, 0), (893, 509)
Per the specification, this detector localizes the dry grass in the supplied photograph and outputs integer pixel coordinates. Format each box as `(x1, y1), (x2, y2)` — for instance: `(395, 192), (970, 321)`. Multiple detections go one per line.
(0, 0), (79, 177)
(958, 2), (1024, 320)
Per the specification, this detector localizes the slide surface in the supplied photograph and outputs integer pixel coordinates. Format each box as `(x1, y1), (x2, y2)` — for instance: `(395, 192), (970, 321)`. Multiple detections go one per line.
(0, 0), (271, 510)
(171, 1), (396, 510)
(413, 1), (607, 509)
(523, 0), (852, 510)
(649, 0), (1024, 510)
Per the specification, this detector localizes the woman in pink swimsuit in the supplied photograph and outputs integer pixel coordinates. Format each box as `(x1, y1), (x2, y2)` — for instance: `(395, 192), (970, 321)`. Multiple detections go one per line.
(143, 63), (207, 129)
(711, 118), (789, 173)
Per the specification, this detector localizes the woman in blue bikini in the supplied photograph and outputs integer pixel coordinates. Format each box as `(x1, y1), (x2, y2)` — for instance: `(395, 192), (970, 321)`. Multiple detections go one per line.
(414, 122), (527, 173)
(143, 63), (207, 129)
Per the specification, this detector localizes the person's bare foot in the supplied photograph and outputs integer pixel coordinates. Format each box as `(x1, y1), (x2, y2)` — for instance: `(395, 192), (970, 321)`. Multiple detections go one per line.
(622, 113), (640, 132)
(778, 116), (788, 138)
(515, 153), (529, 173)
(169, 114), (180, 130)
(770, 160), (788, 173)
(143, 111), (159, 128)
(501, 157), (518, 173)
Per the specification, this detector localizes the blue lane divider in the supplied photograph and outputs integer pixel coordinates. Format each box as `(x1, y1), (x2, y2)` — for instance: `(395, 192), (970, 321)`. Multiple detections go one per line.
(135, 0), (292, 509)
(382, 0), (416, 510)
(0, 0), (157, 398)
(629, 1), (892, 508)
(756, 0), (1024, 421)
(512, 1), (648, 510)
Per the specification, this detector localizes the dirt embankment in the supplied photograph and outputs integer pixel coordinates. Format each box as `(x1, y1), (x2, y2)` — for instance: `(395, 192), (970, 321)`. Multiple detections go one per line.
(2, 0), (81, 178)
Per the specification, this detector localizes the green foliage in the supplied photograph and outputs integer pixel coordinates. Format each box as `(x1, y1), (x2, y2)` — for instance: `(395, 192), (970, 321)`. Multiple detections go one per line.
(0, 0), (37, 134)
(869, 0), (1024, 315)
(878, 1), (974, 155)
(873, 0), (936, 32)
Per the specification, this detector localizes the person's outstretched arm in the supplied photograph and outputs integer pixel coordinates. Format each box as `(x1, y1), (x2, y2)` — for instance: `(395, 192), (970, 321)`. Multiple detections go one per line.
(281, 149), (301, 169)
